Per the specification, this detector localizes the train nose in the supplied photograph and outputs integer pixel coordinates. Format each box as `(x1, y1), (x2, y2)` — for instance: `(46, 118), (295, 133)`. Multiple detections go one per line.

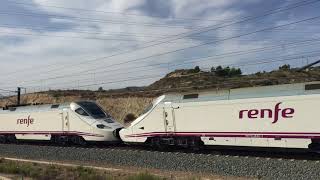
(113, 128), (122, 139)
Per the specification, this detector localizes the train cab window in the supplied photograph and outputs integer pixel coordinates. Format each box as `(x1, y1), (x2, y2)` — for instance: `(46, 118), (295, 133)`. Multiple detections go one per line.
(183, 94), (199, 99)
(51, 104), (59, 108)
(75, 108), (89, 116)
(77, 102), (108, 119)
(141, 104), (153, 115)
(305, 84), (320, 90)
(9, 107), (16, 111)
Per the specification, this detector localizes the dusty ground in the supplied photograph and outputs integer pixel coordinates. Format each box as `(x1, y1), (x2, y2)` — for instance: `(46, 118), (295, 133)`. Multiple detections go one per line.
(0, 157), (253, 180)
(0, 93), (153, 124)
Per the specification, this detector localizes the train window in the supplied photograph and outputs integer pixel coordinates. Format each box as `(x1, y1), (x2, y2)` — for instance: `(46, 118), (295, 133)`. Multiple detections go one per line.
(75, 108), (89, 116)
(9, 107), (16, 111)
(141, 104), (153, 115)
(51, 104), (59, 108)
(103, 118), (114, 123)
(183, 94), (199, 99)
(77, 102), (108, 119)
(305, 84), (320, 90)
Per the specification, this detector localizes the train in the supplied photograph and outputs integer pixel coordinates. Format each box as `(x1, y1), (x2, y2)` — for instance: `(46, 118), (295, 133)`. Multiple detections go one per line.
(120, 81), (320, 151)
(0, 101), (123, 145)
(1, 81), (320, 151)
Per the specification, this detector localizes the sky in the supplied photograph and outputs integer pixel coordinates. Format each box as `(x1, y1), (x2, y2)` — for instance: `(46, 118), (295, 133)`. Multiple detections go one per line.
(0, 0), (320, 94)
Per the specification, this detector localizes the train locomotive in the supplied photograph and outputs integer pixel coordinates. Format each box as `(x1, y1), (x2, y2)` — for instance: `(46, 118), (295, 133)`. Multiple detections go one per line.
(2, 81), (320, 151)
(120, 81), (320, 151)
(0, 101), (123, 145)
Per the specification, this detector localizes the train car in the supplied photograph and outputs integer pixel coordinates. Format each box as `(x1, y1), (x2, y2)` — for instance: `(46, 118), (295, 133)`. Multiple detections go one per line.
(0, 101), (123, 145)
(120, 82), (320, 150)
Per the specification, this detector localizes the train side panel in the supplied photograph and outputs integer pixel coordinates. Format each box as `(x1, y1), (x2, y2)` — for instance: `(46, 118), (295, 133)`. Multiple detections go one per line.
(121, 94), (320, 149)
(0, 110), (63, 140)
(173, 94), (320, 148)
(121, 107), (165, 143)
(0, 101), (123, 143)
(67, 111), (118, 141)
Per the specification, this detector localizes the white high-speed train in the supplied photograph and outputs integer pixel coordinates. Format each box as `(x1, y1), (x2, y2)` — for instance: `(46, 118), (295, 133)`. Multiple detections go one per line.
(120, 81), (320, 151)
(2, 81), (320, 151)
(0, 101), (123, 145)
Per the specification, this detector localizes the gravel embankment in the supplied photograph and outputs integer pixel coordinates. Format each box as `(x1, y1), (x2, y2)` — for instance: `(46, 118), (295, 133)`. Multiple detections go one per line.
(0, 144), (318, 179)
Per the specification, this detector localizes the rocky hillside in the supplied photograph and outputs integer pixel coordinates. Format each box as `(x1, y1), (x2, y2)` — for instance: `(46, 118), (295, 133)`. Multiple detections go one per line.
(148, 65), (320, 91)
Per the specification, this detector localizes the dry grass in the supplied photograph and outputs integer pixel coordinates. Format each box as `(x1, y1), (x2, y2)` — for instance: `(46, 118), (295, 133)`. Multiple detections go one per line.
(97, 97), (152, 124)
(0, 93), (153, 124)
(0, 158), (245, 180)
(0, 158), (166, 180)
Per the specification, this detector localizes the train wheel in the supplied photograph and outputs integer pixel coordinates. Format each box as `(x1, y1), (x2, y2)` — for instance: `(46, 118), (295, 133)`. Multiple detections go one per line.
(309, 139), (320, 152)
(78, 137), (87, 146)
(149, 137), (167, 151)
(71, 136), (87, 146)
(6, 135), (16, 143)
(188, 137), (203, 151)
(52, 135), (68, 146)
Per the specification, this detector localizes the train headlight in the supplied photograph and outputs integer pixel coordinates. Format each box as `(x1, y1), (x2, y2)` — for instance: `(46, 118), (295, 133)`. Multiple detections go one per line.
(96, 124), (111, 129)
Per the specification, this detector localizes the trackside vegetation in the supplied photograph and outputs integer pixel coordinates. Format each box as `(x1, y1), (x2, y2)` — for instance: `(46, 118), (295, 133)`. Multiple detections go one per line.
(0, 158), (166, 180)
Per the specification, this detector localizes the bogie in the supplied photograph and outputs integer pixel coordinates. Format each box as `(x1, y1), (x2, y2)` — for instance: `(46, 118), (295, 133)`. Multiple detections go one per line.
(51, 135), (87, 146)
(51, 135), (69, 146)
(6, 135), (17, 143)
(308, 139), (320, 152)
(0, 135), (6, 143)
(147, 136), (203, 151)
(70, 136), (87, 146)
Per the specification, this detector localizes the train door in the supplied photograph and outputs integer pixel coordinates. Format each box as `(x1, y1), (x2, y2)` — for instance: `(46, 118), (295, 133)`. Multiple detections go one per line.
(62, 109), (70, 132)
(163, 102), (176, 133)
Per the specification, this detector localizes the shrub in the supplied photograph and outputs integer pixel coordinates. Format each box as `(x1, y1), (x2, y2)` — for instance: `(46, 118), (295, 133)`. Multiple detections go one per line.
(194, 66), (200, 73)
(215, 66), (228, 76)
(279, 64), (291, 70)
(210, 66), (216, 73)
(229, 67), (242, 77)
(98, 87), (104, 91)
(213, 66), (242, 77)
(123, 113), (137, 125)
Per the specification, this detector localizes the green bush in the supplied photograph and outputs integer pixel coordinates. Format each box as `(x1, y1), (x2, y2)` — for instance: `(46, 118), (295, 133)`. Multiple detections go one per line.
(188, 66), (201, 74)
(279, 64), (291, 70)
(212, 66), (242, 77)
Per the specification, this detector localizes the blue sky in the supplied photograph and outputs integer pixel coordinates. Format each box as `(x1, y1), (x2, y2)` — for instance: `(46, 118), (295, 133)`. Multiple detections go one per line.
(0, 0), (320, 93)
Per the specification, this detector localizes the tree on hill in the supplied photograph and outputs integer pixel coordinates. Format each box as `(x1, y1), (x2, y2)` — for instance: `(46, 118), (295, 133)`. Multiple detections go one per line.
(188, 66), (201, 73)
(194, 66), (200, 73)
(279, 64), (291, 70)
(229, 67), (242, 77)
(215, 66), (228, 76)
(212, 66), (242, 77)
(210, 66), (216, 73)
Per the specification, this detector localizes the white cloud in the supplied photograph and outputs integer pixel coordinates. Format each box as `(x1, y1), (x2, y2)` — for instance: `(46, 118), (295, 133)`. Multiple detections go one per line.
(1, 0), (318, 91)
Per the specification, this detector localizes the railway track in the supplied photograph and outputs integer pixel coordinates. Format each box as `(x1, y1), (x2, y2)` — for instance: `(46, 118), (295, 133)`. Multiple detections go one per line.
(0, 143), (319, 179)
(1, 141), (320, 160)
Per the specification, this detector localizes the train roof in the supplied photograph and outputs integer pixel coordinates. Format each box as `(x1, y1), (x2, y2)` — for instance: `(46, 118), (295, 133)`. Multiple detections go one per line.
(0, 102), (71, 113)
(164, 81), (320, 102)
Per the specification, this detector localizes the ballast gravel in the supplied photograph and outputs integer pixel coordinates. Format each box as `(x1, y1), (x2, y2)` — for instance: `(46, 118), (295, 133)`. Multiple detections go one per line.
(0, 144), (318, 179)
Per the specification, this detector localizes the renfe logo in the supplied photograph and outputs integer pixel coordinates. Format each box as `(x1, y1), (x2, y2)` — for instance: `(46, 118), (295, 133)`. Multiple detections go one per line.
(17, 115), (34, 127)
(239, 102), (295, 124)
